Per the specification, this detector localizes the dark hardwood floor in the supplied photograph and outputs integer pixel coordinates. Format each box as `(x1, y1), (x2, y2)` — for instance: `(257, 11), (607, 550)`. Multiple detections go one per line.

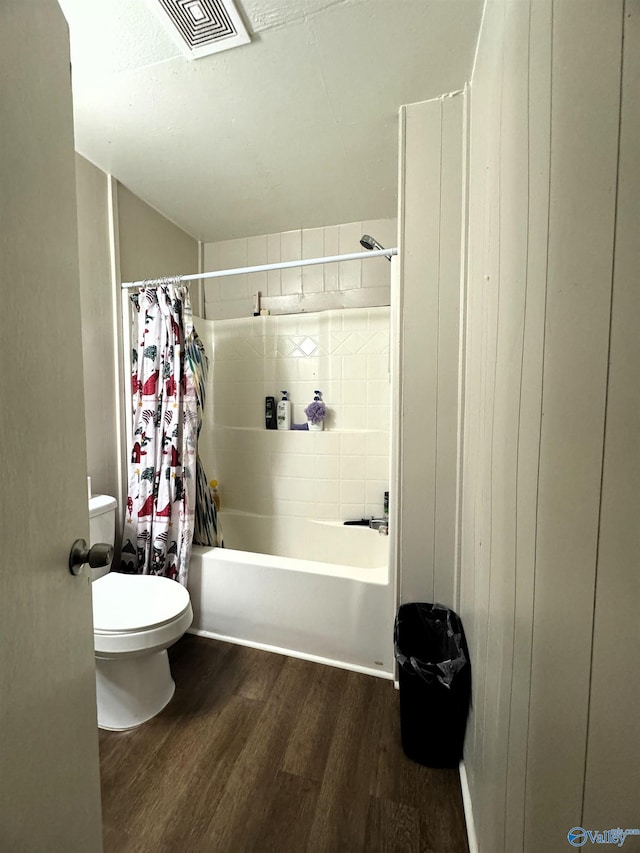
(99, 635), (469, 853)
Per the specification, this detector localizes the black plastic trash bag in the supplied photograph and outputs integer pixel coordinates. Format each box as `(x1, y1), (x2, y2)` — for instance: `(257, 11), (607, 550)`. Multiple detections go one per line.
(394, 602), (471, 768)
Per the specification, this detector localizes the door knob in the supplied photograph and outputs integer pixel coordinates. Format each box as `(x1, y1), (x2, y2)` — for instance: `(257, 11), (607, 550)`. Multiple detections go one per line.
(68, 539), (114, 576)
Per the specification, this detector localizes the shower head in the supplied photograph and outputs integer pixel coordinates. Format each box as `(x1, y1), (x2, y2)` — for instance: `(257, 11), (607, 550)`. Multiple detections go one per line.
(360, 234), (383, 251)
(360, 234), (392, 261)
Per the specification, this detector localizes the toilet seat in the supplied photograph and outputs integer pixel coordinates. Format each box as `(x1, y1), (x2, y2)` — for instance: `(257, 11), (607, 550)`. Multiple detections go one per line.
(92, 572), (193, 658)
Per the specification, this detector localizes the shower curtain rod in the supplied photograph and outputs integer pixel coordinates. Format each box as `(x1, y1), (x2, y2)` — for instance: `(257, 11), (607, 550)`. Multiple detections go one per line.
(120, 247), (398, 289)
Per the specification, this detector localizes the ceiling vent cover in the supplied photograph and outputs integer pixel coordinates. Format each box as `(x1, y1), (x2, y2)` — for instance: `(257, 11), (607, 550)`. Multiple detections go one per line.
(149, 0), (250, 59)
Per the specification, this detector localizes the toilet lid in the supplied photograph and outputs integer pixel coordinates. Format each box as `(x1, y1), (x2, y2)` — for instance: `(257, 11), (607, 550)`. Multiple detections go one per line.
(92, 571), (191, 633)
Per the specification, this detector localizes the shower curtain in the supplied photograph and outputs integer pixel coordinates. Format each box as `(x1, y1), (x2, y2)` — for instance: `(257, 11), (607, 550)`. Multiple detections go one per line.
(120, 282), (200, 586)
(187, 324), (221, 548)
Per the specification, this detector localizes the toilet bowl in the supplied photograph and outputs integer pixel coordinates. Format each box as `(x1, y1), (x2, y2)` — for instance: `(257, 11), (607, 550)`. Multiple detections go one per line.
(89, 495), (193, 731)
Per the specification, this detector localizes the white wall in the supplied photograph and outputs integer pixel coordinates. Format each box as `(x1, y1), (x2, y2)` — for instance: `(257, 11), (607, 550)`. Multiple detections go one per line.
(459, 1), (638, 850)
(117, 182), (199, 288)
(203, 219), (396, 320)
(197, 307), (390, 522)
(75, 155), (119, 500)
(397, 93), (465, 609)
(582, 0), (639, 829)
(75, 165), (200, 515)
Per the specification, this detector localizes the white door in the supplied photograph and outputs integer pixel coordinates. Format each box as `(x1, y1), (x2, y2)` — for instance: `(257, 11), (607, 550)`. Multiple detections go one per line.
(0, 3), (103, 851)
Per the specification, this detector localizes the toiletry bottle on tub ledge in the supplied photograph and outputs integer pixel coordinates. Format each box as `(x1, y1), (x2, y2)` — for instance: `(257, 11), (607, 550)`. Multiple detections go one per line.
(277, 391), (291, 430)
(209, 480), (221, 511)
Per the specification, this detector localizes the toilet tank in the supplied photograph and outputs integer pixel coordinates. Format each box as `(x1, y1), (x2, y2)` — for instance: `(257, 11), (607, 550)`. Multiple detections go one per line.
(88, 494), (117, 581)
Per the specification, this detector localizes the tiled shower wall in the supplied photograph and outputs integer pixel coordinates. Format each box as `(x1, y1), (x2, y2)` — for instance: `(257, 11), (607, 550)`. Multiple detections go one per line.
(197, 307), (390, 521)
(203, 218), (397, 320)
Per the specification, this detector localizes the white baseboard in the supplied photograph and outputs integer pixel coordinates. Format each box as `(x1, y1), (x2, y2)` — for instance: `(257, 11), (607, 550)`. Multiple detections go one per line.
(459, 760), (478, 853)
(187, 627), (394, 681)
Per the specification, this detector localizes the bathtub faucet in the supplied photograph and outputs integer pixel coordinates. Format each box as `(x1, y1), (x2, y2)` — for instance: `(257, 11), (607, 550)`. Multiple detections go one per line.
(369, 518), (389, 536)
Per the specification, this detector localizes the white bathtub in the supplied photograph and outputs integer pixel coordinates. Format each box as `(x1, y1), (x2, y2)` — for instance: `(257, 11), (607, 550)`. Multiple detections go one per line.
(188, 510), (395, 678)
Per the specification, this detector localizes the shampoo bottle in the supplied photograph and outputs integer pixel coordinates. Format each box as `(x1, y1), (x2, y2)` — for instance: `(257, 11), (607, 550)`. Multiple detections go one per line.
(277, 391), (291, 430)
(265, 396), (276, 429)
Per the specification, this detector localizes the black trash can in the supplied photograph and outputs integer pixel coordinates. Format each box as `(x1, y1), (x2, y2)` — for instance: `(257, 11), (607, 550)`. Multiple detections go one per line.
(394, 602), (471, 768)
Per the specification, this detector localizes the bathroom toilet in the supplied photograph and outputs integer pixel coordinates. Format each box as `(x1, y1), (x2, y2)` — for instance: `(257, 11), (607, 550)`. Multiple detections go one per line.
(89, 495), (193, 731)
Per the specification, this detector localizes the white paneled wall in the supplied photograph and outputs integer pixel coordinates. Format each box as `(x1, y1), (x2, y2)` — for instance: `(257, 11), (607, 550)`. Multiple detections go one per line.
(203, 218), (397, 320)
(458, 2), (636, 851)
(197, 307), (390, 522)
(398, 93), (464, 611)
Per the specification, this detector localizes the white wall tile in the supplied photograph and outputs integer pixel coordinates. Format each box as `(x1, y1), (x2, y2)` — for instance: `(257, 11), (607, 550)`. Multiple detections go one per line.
(314, 455), (340, 479)
(340, 406), (368, 430)
(341, 455), (366, 480)
(342, 355), (368, 380)
(216, 239), (248, 299)
(366, 455), (389, 481)
(312, 479), (340, 504)
(320, 354), (342, 380)
(218, 275), (241, 301)
(314, 432), (341, 456)
(340, 479), (365, 505)
(274, 499), (324, 519)
(367, 354), (388, 380)
(275, 314), (300, 336)
(323, 226), (339, 291)
(365, 432), (390, 456)
(367, 404), (390, 431)
(341, 380), (368, 406)
(368, 307), (390, 332)
(347, 313), (371, 333)
(211, 298), (252, 320)
(271, 453), (311, 478)
(302, 227), (324, 294)
(198, 300), (390, 528)
(280, 229), (301, 261)
(272, 476), (304, 501)
(205, 220), (396, 315)
(247, 234), (267, 264)
(297, 358), (321, 382)
(367, 379), (390, 407)
(203, 242), (220, 307)
(204, 280), (221, 305)
(266, 232), (281, 296)
(203, 241), (219, 270)
(365, 480), (387, 510)
(338, 222), (362, 290)
(339, 433), (364, 457)
(218, 237), (247, 268)
(362, 254), (391, 290)
(280, 229), (302, 296)
(281, 269), (302, 296)
(247, 234), (268, 297)
(315, 384), (339, 410)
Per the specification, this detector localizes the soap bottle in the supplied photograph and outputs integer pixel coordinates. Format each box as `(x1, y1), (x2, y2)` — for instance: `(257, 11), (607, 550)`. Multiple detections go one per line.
(277, 391), (291, 430)
(209, 480), (221, 511)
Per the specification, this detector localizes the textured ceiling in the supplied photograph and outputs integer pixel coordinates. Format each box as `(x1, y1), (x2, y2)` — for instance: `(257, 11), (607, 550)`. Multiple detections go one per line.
(59, 0), (483, 242)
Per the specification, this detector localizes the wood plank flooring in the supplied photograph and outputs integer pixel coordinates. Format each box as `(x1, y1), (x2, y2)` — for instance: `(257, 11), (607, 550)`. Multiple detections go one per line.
(99, 635), (469, 853)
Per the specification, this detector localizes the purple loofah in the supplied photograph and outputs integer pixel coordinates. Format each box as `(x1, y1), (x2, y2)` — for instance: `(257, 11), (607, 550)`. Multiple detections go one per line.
(304, 399), (326, 424)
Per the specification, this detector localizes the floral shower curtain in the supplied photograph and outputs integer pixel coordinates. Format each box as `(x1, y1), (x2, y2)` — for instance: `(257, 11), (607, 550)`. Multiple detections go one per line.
(120, 282), (199, 586)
